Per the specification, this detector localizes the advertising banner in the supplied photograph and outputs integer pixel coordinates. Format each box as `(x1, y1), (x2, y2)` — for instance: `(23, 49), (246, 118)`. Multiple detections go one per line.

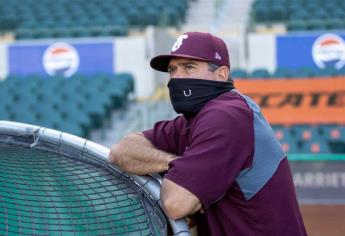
(235, 77), (345, 125)
(290, 159), (345, 204)
(276, 33), (345, 71)
(8, 41), (114, 78)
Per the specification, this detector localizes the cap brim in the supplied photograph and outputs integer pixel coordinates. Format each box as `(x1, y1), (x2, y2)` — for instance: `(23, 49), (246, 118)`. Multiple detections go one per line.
(150, 54), (209, 72)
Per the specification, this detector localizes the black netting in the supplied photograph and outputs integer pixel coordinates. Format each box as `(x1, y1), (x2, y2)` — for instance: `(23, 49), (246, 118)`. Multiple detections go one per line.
(0, 143), (167, 235)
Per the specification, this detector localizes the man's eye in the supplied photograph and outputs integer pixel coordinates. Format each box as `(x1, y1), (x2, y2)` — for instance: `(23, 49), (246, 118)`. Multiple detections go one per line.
(185, 65), (194, 70)
(167, 68), (175, 74)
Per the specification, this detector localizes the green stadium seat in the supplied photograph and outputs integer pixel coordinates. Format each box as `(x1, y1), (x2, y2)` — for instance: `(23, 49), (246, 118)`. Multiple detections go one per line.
(253, 6), (270, 23)
(279, 138), (299, 154)
(0, 106), (12, 120)
(272, 68), (295, 78)
(335, 67), (345, 76)
(273, 127), (292, 141)
(326, 18), (345, 30)
(105, 25), (129, 37)
(293, 67), (315, 77)
(0, 73), (133, 139)
(250, 68), (270, 79)
(309, 9), (328, 20)
(287, 20), (308, 31)
(291, 126), (323, 144)
(322, 126), (345, 141)
(15, 28), (35, 39)
(307, 19), (327, 30)
(313, 68), (338, 77)
(3, 0), (189, 39)
(300, 140), (330, 154)
(231, 69), (248, 79)
(11, 107), (37, 125)
(270, 5), (287, 21)
(252, 0), (345, 31)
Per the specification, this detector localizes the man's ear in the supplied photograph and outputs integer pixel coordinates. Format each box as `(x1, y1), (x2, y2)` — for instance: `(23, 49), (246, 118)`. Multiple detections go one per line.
(216, 66), (230, 81)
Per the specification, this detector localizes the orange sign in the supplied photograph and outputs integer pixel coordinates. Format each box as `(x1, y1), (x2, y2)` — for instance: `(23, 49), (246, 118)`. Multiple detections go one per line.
(235, 77), (345, 125)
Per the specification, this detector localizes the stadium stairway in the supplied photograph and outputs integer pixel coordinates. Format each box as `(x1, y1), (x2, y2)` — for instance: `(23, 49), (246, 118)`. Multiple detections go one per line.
(90, 87), (175, 148)
(216, 0), (255, 34)
(182, 0), (217, 32)
(182, 0), (254, 34)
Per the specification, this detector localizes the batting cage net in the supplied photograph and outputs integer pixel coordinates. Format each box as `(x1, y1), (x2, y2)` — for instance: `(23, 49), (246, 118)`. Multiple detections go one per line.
(0, 121), (190, 236)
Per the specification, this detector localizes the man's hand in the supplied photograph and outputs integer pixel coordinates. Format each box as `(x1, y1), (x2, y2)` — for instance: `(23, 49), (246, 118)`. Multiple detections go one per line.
(108, 132), (175, 175)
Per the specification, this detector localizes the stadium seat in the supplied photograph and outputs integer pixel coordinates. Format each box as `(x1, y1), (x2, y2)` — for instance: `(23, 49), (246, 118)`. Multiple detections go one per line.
(294, 67), (316, 78)
(300, 140), (331, 154)
(4, 0), (189, 39)
(291, 126), (322, 142)
(273, 127), (292, 142)
(313, 68), (338, 77)
(231, 69), (248, 79)
(252, 0), (345, 31)
(0, 106), (12, 120)
(322, 126), (345, 141)
(326, 18), (345, 30)
(270, 4), (287, 21)
(252, 4), (271, 22)
(280, 140), (299, 153)
(307, 19), (327, 30)
(250, 68), (270, 79)
(0, 73), (134, 138)
(271, 68), (294, 78)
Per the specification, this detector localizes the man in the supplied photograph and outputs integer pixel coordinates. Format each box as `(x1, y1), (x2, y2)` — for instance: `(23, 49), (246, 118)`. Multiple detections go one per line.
(108, 32), (307, 236)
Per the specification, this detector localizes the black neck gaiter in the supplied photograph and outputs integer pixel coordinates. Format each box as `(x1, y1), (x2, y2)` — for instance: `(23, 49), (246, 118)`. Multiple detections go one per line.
(167, 78), (234, 119)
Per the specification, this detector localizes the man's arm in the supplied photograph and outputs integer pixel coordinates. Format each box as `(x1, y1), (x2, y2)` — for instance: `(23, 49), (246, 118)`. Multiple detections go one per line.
(161, 178), (202, 220)
(109, 132), (202, 219)
(108, 132), (176, 175)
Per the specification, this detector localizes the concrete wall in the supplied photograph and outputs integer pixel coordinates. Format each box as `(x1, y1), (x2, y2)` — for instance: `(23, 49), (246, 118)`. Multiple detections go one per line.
(149, 27), (176, 86)
(247, 33), (276, 73)
(114, 36), (154, 98)
(223, 33), (247, 70)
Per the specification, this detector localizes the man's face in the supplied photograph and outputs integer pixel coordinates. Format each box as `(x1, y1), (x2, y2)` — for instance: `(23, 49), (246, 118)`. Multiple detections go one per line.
(167, 58), (218, 81)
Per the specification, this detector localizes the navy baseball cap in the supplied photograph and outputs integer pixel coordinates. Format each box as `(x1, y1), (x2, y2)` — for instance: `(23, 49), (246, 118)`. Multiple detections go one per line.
(150, 32), (230, 72)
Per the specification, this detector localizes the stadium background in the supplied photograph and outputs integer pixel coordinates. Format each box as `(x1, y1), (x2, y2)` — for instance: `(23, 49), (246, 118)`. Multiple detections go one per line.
(0, 0), (344, 235)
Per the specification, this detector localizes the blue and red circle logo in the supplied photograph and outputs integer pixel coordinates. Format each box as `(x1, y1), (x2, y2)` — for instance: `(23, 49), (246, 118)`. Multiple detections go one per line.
(312, 34), (345, 70)
(43, 42), (80, 77)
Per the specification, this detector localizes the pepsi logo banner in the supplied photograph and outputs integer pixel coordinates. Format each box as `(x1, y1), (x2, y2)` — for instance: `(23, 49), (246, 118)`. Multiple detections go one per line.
(277, 33), (345, 70)
(235, 77), (345, 125)
(9, 41), (114, 77)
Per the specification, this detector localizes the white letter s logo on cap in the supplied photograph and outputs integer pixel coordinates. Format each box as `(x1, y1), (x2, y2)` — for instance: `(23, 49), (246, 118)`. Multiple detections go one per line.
(172, 35), (188, 52)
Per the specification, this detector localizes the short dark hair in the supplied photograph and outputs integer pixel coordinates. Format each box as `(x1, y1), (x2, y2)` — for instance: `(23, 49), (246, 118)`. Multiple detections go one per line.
(207, 62), (233, 82)
(207, 62), (220, 72)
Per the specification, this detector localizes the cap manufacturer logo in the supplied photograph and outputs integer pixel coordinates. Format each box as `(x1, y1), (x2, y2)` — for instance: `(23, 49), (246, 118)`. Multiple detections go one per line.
(312, 33), (345, 70)
(215, 52), (221, 60)
(172, 35), (188, 52)
(43, 42), (80, 78)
